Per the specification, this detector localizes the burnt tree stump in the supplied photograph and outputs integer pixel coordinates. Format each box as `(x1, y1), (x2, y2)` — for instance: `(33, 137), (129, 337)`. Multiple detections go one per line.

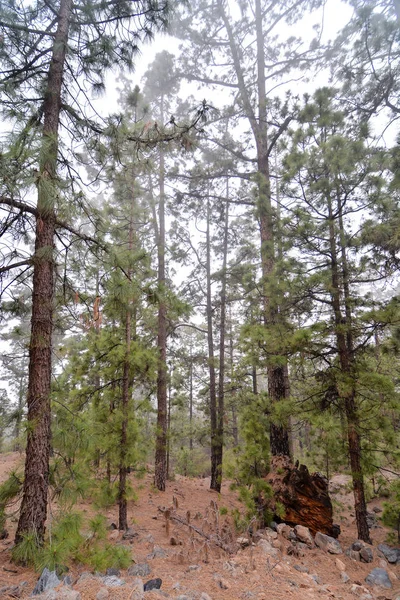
(266, 456), (336, 536)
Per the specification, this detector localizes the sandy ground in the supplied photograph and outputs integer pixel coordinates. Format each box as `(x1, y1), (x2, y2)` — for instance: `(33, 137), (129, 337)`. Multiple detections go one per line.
(0, 452), (399, 600)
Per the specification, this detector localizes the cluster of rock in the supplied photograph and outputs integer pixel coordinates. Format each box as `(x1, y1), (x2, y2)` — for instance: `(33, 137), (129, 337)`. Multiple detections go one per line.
(246, 521), (400, 598)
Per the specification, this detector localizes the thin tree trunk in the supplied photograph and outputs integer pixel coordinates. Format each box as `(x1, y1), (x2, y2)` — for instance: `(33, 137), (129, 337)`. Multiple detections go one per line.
(214, 190), (229, 492)
(118, 180), (135, 531)
(189, 355), (193, 451)
(206, 196), (218, 491)
(155, 95), (168, 491)
(328, 195), (371, 544)
(15, 0), (72, 547)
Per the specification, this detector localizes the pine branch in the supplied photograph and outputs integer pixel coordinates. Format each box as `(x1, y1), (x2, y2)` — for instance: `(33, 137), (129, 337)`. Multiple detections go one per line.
(0, 260), (32, 275)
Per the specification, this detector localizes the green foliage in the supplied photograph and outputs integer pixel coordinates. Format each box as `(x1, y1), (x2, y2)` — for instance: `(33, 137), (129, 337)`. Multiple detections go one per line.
(12, 532), (38, 566)
(225, 392), (273, 527)
(0, 471), (23, 533)
(382, 480), (400, 542)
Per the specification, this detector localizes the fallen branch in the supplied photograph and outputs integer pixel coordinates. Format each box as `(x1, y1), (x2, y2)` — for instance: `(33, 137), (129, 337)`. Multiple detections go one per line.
(158, 506), (233, 554)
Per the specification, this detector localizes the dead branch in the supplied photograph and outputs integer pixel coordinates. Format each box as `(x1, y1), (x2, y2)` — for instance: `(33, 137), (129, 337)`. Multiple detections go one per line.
(158, 506), (234, 554)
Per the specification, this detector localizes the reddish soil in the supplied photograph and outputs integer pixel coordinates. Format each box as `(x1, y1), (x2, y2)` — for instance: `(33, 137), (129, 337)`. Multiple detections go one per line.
(0, 453), (399, 600)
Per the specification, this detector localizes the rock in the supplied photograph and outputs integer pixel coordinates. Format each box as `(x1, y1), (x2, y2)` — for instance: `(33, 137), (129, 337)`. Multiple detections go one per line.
(122, 527), (138, 540)
(294, 525), (314, 548)
(187, 565), (200, 571)
(96, 589), (109, 600)
(258, 539), (279, 557)
(387, 569), (398, 584)
(346, 548), (361, 561)
(77, 572), (93, 583)
(366, 512), (379, 529)
(286, 543), (304, 557)
(335, 558), (346, 572)
(147, 546), (167, 559)
(293, 564), (309, 573)
(200, 594), (212, 600)
(365, 567), (392, 588)
(144, 578), (162, 591)
(350, 584), (372, 597)
(237, 537), (250, 547)
(267, 456), (334, 535)
(32, 568), (61, 595)
(105, 568), (120, 577)
(377, 543), (400, 564)
(108, 522), (117, 530)
(108, 530), (119, 541)
(352, 541), (363, 552)
(130, 578), (144, 595)
(314, 531), (342, 554)
(310, 574), (322, 585)
(272, 539), (284, 551)
(128, 563), (151, 577)
(360, 546), (373, 563)
(102, 576), (125, 587)
(170, 537), (180, 546)
(373, 506), (382, 513)
(264, 528), (278, 540)
(0, 528), (8, 539)
(269, 521), (278, 531)
(276, 523), (293, 539)
(340, 572), (350, 583)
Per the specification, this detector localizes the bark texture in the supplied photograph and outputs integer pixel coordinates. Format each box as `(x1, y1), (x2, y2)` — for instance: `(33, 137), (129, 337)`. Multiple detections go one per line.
(15, 0), (72, 546)
(267, 456), (335, 536)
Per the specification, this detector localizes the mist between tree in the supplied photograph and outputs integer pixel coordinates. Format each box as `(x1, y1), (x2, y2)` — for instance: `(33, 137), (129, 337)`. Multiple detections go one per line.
(0, 0), (400, 563)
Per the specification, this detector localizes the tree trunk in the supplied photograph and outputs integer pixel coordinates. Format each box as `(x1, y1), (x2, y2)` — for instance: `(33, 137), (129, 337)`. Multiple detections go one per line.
(328, 196), (371, 544)
(154, 98), (168, 491)
(15, 0), (72, 547)
(213, 191), (229, 492)
(118, 183), (135, 531)
(207, 196), (219, 491)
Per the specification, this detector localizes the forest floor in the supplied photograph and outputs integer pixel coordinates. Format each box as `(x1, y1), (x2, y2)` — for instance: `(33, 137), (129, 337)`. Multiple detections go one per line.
(0, 451), (399, 600)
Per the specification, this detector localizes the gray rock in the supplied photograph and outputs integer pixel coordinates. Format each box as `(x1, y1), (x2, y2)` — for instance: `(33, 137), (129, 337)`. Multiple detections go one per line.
(147, 546), (167, 559)
(314, 532), (343, 554)
(365, 567), (392, 588)
(373, 506), (382, 513)
(128, 563), (151, 577)
(366, 512), (379, 529)
(200, 595), (212, 600)
(352, 540), (363, 551)
(122, 527), (138, 540)
(340, 572), (350, 583)
(102, 575), (125, 587)
(310, 574), (322, 585)
(77, 572), (93, 583)
(360, 546), (373, 563)
(346, 548), (361, 561)
(377, 543), (400, 564)
(144, 578), (162, 591)
(32, 568), (61, 596)
(96, 589), (109, 600)
(293, 564), (309, 573)
(269, 521), (278, 531)
(105, 568), (120, 577)
(258, 539), (279, 557)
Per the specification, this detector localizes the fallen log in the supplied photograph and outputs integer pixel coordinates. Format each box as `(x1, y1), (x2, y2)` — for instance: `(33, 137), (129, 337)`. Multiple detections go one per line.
(266, 455), (336, 536)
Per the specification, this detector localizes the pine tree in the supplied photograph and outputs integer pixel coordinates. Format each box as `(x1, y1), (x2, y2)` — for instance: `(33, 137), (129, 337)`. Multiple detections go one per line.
(0, 0), (169, 547)
(282, 87), (397, 542)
